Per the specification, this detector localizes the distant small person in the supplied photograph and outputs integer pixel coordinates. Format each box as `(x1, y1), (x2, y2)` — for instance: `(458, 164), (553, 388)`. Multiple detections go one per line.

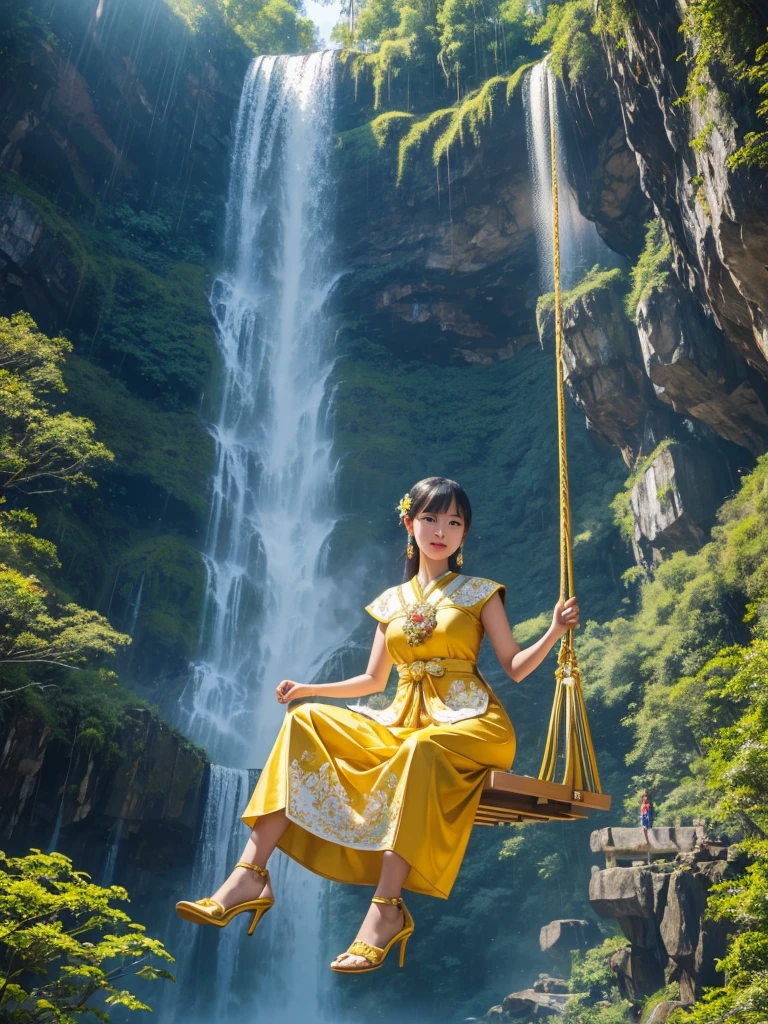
(641, 792), (654, 842)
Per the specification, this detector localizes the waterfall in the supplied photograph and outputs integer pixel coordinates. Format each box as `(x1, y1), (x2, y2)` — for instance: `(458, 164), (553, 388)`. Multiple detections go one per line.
(179, 50), (351, 769)
(99, 819), (125, 887)
(523, 59), (619, 291)
(168, 51), (349, 1023)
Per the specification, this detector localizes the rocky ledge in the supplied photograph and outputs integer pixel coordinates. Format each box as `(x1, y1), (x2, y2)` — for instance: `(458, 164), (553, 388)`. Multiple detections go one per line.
(589, 829), (738, 1004)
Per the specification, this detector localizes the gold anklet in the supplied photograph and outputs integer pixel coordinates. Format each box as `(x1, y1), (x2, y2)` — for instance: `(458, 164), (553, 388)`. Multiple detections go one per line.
(236, 861), (269, 879)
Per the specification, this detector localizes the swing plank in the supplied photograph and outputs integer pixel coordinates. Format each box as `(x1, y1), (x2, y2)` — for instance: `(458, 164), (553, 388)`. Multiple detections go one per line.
(475, 771), (611, 826)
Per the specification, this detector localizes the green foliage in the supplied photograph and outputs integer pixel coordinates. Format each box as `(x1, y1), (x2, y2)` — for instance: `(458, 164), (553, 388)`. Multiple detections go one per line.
(534, 0), (604, 84)
(0, 571), (131, 672)
(569, 936), (629, 997)
(165, 0), (316, 53)
(397, 108), (455, 182)
(537, 265), (626, 336)
(0, 0), (48, 81)
(672, 837), (768, 1024)
(729, 34), (768, 169)
(337, 111), (415, 171)
(432, 60), (534, 165)
(625, 220), (673, 318)
(1, 176), (216, 409)
(678, 0), (761, 104)
(592, 0), (633, 44)
(583, 450), (768, 828)
(564, 1001), (634, 1024)
(0, 313), (129, 676)
(608, 438), (676, 543)
(0, 313), (114, 495)
(345, 0), (542, 114)
(0, 848), (173, 1022)
(674, 1), (768, 168)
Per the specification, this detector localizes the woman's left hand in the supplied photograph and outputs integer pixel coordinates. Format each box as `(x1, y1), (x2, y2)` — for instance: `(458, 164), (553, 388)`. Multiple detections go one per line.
(275, 680), (312, 704)
(552, 595), (580, 637)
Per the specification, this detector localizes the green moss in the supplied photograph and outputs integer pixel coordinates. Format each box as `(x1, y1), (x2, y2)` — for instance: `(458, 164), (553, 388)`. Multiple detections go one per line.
(609, 439), (678, 543)
(625, 220), (673, 318)
(433, 62), (536, 167)
(116, 534), (206, 664)
(2, 173), (216, 407)
(61, 355), (213, 523)
(396, 108), (454, 184)
(537, 265), (625, 324)
(337, 111), (415, 170)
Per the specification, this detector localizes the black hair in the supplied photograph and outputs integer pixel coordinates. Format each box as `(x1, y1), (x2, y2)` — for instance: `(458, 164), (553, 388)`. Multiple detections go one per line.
(402, 476), (471, 582)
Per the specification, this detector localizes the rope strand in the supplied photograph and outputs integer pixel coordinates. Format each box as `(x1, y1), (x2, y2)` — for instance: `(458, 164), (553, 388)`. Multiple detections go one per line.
(537, 65), (601, 795)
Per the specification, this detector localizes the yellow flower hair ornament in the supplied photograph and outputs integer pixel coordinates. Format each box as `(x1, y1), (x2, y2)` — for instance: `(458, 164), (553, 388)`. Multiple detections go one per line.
(396, 493), (412, 522)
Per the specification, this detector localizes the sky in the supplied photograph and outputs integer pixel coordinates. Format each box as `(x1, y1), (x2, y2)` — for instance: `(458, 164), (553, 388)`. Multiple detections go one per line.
(305, 0), (344, 47)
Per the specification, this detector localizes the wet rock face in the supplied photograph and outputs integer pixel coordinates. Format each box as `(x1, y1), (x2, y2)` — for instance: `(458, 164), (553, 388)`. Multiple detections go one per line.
(333, 69), (540, 364)
(0, 189), (82, 328)
(636, 286), (768, 455)
(560, 71), (651, 256)
(537, 284), (653, 464)
(589, 850), (734, 1002)
(602, 0), (768, 373)
(0, 709), (207, 868)
(629, 443), (734, 565)
(0, 0), (247, 218)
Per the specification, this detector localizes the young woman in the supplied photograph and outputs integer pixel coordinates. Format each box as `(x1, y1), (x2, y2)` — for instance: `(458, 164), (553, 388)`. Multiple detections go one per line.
(176, 476), (579, 973)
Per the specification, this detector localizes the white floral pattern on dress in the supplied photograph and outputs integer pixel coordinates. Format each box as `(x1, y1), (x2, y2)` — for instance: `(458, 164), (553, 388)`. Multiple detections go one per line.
(365, 586), (401, 623)
(450, 577), (500, 608)
(431, 679), (490, 723)
(346, 701), (401, 726)
(287, 752), (403, 849)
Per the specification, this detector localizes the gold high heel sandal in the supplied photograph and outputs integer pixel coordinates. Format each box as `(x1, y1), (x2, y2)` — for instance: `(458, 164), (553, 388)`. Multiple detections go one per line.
(175, 861), (274, 936)
(330, 895), (414, 973)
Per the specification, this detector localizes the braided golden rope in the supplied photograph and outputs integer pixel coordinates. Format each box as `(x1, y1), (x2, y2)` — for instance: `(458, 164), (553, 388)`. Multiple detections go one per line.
(537, 69), (602, 794)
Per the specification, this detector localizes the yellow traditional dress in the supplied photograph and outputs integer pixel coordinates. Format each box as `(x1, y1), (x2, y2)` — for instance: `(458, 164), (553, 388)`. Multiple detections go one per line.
(241, 570), (516, 898)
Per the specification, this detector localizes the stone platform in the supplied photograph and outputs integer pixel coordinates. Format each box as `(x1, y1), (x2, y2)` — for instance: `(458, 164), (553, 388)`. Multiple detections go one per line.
(591, 826), (706, 867)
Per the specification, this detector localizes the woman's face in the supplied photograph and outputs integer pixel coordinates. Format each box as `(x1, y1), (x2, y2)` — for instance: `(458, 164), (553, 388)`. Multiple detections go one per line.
(406, 500), (466, 562)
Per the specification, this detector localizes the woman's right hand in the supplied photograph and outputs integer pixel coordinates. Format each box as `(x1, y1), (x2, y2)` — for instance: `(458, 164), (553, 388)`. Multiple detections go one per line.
(275, 679), (312, 704)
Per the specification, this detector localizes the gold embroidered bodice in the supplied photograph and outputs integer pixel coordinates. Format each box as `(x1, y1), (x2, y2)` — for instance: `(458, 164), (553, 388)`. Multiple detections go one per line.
(349, 571), (506, 729)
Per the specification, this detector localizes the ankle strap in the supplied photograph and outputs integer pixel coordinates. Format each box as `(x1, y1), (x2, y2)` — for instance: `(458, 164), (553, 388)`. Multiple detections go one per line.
(372, 895), (402, 907)
(236, 861), (269, 880)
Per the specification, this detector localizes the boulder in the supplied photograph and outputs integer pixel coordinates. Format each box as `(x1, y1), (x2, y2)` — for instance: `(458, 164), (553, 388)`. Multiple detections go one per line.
(533, 974), (569, 994)
(539, 919), (602, 963)
(629, 442), (733, 565)
(659, 870), (706, 960)
(609, 945), (666, 1001)
(501, 989), (570, 1018)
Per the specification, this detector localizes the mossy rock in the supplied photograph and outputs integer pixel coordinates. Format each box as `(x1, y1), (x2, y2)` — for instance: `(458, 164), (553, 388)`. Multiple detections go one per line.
(60, 355), (213, 526)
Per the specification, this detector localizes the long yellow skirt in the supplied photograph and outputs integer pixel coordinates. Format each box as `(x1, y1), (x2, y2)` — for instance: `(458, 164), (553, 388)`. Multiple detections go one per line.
(241, 700), (516, 898)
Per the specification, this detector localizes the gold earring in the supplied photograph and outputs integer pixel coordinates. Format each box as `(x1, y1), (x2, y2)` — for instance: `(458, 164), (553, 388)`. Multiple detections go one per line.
(456, 545), (464, 568)
(406, 535), (415, 560)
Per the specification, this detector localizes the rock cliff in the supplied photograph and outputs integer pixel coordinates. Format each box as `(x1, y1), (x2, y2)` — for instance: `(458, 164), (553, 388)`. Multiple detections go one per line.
(589, 831), (736, 1005)
(1, 707), (207, 869)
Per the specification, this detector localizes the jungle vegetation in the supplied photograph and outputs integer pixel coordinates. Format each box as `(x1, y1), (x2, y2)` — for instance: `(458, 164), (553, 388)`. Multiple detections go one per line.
(0, 848), (173, 1022)
(3, 1), (768, 1021)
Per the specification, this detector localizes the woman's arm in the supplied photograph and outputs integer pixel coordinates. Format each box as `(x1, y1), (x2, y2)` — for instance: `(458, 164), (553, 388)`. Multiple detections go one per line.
(480, 593), (580, 683)
(275, 624), (394, 704)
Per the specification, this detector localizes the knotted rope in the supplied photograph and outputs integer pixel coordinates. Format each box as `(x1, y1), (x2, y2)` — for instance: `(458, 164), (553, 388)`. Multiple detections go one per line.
(537, 69), (602, 795)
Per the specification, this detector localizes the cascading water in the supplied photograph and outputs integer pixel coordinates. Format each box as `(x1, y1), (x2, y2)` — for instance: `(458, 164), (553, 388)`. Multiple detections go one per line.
(523, 60), (620, 291)
(179, 50), (351, 769)
(168, 51), (352, 1023)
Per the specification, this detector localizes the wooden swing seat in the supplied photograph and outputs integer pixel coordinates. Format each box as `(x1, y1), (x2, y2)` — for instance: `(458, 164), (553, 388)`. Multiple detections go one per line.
(475, 772), (611, 826)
